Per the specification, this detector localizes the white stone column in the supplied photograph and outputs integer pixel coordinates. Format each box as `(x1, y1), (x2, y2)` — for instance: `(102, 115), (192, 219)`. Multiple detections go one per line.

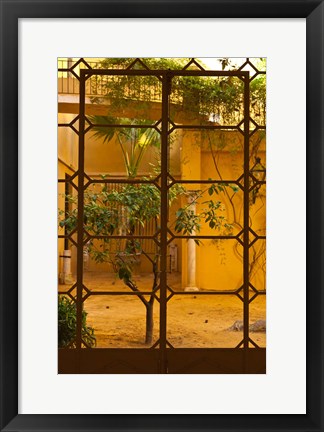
(185, 191), (199, 292)
(60, 249), (73, 284)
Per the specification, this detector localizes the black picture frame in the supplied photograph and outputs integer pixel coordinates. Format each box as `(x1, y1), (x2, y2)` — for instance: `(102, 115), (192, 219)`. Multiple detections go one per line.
(1, 1), (323, 431)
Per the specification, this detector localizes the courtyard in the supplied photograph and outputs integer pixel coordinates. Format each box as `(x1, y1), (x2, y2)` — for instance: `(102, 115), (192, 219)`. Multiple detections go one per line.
(59, 271), (266, 349)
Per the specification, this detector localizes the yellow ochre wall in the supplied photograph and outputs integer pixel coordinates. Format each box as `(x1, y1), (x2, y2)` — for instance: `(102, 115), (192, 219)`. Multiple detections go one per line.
(179, 129), (266, 292)
(58, 114), (79, 277)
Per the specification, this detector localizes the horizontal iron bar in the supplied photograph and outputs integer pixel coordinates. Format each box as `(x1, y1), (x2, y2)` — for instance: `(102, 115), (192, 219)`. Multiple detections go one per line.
(59, 68), (266, 77)
(170, 235), (239, 240)
(167, 290), (243, 295)
(171, 124), (241, 131)
(88, 123), (159, 129)
(57, 347), (264, 352)
(86, 235), (158, 239)
(81, 291), (159, 296)
(168, 179), (240, 185)
(59, 178), (244, 185)
(57, 290), (263, 297)
(81, 69), (249, 78)
(88, 178), (158, 184)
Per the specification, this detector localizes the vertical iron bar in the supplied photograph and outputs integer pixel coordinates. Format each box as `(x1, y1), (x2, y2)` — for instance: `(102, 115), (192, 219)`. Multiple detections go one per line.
(159, 72), (170, 373)
(243, 72), (250, 354)
(64, 174), (71, 250)
(76, 71), (86, 352)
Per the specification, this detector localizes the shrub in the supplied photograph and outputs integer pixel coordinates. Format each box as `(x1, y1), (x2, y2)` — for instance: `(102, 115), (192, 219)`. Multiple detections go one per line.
(58, 296), (96, 348)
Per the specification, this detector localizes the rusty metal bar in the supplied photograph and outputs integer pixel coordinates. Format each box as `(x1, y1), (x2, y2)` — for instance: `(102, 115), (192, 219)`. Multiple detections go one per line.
(76, 72), (86, 351)
(86, 178), (242, 185)
(88, 178), (158, 185)
(168, 179), (240, 185)
(243, 73), (250, 352)
(165, 291), (243, 296)
(58, 290), (248, 297)
(64, 174), (71, 250)
(83, 234), (237, 240)
(170, 125), (242, 130)
(85, 234), (158, 240)
(169, 235), (239, 240)
(86, 123), (159, 129)
(159, 72), (170, 373)
(105, 117), (243, 133)
(78, 291), (160, 296)
(81, 69), (247, 77)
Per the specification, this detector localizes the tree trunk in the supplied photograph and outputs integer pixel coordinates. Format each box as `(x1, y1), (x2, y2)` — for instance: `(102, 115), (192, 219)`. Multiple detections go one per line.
(145, 301), (154, 345)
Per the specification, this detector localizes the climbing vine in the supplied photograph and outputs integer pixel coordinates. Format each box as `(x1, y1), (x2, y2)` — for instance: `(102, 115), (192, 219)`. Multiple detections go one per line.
(89, 57), (266, 126)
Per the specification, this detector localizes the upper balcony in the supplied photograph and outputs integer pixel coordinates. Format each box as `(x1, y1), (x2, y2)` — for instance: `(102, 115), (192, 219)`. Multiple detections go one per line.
(58, 57), (266, 127)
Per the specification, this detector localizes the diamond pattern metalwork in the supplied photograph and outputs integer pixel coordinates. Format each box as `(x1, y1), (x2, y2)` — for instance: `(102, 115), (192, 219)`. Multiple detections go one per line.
(182, 58), (206, 71)
(65, 283), (77, 302)
(58, 57), (266, 373)
(126, 58), (151, 71)
(82, 285), (91, 302)
(238, 58), (261, 82)
(235, 285), (244, 302)
(69, 58), (92, 80)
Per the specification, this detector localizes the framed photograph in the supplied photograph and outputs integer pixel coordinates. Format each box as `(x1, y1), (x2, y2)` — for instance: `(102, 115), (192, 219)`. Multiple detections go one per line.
(1, 0), (323, 431)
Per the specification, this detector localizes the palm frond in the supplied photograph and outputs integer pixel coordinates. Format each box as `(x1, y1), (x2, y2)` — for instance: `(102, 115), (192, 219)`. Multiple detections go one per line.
(88, 115), (118, 143)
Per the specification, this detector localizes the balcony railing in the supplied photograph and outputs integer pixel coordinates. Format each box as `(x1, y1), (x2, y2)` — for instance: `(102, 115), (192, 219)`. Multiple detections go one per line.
(58, 58), (266, 127)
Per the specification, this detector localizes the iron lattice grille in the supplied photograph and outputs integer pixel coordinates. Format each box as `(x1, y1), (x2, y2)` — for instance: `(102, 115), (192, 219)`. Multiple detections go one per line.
(58, 57), (266, 373)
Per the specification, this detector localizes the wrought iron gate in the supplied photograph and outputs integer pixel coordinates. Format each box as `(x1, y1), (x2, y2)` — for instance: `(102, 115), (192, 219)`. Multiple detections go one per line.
(58, 58), (266, 373)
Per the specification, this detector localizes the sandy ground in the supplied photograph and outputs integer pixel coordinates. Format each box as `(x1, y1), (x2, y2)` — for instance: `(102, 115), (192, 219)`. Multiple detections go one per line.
(59, 272), (266, 348)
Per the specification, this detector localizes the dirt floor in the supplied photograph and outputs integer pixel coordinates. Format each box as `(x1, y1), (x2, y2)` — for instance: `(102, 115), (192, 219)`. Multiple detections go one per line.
(59, 272), (266, 349)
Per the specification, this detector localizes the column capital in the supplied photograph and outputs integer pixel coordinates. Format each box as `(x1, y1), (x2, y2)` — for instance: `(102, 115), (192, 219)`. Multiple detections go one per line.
(185, 189), (201, 204)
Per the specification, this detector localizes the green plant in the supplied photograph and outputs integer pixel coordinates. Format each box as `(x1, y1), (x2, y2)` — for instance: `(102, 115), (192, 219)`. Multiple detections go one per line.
(90, 57), (266, 126)
(88, 117), (160, 178)
(59, 176), (233, 344)
(174, 184), (236, 245)
(58, 295), (96, 348)
(59, 179), (185, 345)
